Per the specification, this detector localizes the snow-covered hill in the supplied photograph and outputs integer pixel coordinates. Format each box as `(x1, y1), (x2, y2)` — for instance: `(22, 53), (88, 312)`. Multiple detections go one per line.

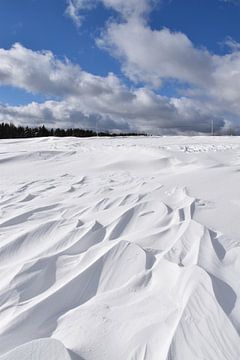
(0, 136), (240, 360)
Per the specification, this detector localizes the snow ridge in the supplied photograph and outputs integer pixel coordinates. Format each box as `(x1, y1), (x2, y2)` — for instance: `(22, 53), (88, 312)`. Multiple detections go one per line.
(0, 136), (240, 359)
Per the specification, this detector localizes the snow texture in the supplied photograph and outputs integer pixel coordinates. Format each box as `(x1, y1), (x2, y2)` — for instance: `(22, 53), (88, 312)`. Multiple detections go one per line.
(0, 136), (240, 359)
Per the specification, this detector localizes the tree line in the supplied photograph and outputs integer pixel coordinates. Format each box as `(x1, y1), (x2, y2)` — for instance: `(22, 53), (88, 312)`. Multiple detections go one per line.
(0, 123), (144, 139)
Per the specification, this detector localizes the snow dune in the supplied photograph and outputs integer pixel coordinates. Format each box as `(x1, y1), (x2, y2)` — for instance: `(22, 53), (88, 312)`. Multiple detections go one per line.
(0, 136), (240, 359)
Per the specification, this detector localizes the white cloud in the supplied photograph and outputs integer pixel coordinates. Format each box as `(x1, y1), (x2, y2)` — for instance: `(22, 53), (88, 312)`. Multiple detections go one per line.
(3, 0), (240, 137)
(63, 0), (240, 126)
(0, 42), (234, 134)
(65, 0), (97, 27)
(97, 20), (213, 88)
(65, 0), (156, 26)
(97, 14), (240, 119)
(0, 92), (226, 135)
(67, 0), (240, 31)
(210, 52), (240, 113)
(0, 101), (131, 132)
(0, 43), (128, 99)
(0, 43), (80, 96)
(223, 37), (240, 52)
(100, 0), (154, 19)
(64, 0), (240, 115)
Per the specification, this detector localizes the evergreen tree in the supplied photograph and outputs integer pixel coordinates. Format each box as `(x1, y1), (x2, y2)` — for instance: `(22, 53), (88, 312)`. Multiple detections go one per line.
(0, 122), (145, 139)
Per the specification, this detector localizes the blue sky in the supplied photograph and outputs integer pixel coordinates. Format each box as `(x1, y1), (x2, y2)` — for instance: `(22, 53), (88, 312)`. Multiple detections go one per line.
(0, 0), (240, 133)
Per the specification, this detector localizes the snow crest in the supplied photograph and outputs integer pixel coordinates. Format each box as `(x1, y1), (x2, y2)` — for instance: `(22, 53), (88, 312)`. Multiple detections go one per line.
(0, 136), (240, 359)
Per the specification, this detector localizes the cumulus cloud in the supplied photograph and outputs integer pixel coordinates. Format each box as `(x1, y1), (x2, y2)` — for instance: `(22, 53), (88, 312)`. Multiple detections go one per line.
(223, 37), (240, 52)
(65, 0), (240, 26)
(0, 101), (131, 132)
(97, 21), (213, 88)
(64, 0), (240, 116)
(96, 9), (240, 119)
(0, 90), (226, 135)
(65, 0), (97, 27)
(0, 43), (127, 99)
(1, 0), (240, 134)
(0, 41), (234, 134)
(98, 0), (155, 19)
(65, 0), (156, 26)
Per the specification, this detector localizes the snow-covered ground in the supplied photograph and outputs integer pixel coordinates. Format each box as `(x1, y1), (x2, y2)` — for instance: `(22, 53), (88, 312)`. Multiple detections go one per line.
(0, 136), (240, 360)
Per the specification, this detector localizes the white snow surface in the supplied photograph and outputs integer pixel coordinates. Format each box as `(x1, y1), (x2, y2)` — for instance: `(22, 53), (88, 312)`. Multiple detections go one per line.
(0, 136), (240, 360)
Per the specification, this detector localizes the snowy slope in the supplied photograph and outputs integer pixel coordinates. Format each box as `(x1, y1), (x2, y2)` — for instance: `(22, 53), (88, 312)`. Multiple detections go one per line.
(0, 136), (240, 359)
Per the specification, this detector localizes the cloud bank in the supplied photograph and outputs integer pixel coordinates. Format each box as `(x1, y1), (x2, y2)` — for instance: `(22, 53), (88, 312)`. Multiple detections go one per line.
(0, 0), (240, 134)
(0, 43), (228, 134)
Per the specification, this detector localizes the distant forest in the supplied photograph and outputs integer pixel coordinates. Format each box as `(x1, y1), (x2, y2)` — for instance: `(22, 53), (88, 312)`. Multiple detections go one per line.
(0, 123), (144, 139)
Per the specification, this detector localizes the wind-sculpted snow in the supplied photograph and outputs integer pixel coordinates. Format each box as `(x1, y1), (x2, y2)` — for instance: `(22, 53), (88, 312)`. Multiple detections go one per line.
(0, 339), (72, 360)
(0, 136), (240, 359)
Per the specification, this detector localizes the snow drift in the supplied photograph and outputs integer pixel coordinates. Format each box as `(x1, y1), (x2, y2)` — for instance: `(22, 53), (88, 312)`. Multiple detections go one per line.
(0, 136), (240, 359)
